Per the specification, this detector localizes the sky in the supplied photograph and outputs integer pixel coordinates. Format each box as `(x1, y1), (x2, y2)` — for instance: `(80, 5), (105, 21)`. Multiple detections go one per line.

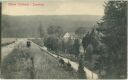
(2, 0), (105, 16)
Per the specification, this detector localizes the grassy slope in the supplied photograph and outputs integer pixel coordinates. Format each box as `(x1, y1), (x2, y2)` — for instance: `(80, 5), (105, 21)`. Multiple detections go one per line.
(1, 40), (78, 79)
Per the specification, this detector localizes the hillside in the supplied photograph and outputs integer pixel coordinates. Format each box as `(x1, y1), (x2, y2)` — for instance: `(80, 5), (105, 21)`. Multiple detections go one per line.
(2, 15), (101, 38)
(1, 39), (78, 79)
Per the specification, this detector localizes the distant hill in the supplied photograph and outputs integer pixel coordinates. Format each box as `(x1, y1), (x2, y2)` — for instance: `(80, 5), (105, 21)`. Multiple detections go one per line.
(2, 15), (102, 38)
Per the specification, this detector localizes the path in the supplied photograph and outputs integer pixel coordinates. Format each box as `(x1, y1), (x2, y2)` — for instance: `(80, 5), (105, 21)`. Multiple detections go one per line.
(33, 41), (98, 79)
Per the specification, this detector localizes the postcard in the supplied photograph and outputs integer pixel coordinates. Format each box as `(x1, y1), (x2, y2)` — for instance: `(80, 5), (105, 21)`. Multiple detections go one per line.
(1, 0), (127, 79)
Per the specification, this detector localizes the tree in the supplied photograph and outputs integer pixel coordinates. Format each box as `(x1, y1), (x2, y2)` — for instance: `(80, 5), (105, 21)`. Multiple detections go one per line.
(82, 32), (90, 53)
(47, 25), (56, 35)
(44, 36), (59, 52)
(72, 39), (80, 57)
(75, 27), (87, 38)
(77, 55), (86, 79)
(47, 25), (64, 38)
(55, 26), (64, 38)
(97, 1), (127, 78)
(94, 44), (108, 78)
(64, 37), (74, 54)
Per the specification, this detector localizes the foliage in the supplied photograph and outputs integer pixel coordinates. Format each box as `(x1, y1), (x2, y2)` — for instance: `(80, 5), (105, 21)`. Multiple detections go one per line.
(75, 27), (87, 38)
(72, 39), (80, 57)
(77, 55), (86, 79)
(80, 1), (127, 78)
(82, 32), (91, 51)
(97, 1), (127, 78)
(66, 62), (72, 71)
(93, 44), (108, 78)
(59, 58), (64, 66)
(62, 38), (74, 54)
(44, 36), (59, 52)
(47, 25), (64, 38)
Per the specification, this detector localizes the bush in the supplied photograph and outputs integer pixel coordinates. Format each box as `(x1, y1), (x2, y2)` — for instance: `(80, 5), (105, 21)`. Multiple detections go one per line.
(66, 62), (72, 71)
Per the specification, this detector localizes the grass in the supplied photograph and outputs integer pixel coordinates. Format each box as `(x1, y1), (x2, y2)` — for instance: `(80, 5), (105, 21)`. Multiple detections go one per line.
(35, 50), (78, 79)
(1, 48), (33, 79)
(1, 41), (78, 79)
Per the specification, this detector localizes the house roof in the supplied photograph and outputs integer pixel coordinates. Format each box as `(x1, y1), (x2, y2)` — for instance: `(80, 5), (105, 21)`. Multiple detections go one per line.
(63, 32), (76, 37)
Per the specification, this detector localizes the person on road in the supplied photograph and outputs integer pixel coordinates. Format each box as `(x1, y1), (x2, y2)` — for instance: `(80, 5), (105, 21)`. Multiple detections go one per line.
(27, 41), (31, 48)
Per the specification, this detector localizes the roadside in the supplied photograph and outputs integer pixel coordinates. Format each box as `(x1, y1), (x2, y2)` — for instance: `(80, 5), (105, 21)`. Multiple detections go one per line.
(31, 39), (99, 79)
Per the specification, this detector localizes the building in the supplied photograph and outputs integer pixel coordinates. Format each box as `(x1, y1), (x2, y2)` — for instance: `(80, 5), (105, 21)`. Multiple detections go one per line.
(63, 32), (77, 42)
(63, 32), (77, 39)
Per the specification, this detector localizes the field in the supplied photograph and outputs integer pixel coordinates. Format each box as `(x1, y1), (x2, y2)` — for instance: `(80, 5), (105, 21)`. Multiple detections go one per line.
(1, 40), (78, 79)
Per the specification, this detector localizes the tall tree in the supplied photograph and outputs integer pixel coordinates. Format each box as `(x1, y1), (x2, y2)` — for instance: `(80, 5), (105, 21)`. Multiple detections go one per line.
(82, 32), (91, 53)
(44, 36), (59, 52)
(97, 1), (127, 78)
(72, 39), (80, 57)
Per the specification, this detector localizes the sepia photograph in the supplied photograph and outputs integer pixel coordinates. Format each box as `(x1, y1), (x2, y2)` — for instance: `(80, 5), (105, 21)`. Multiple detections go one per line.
(0, 0), (127, 79)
